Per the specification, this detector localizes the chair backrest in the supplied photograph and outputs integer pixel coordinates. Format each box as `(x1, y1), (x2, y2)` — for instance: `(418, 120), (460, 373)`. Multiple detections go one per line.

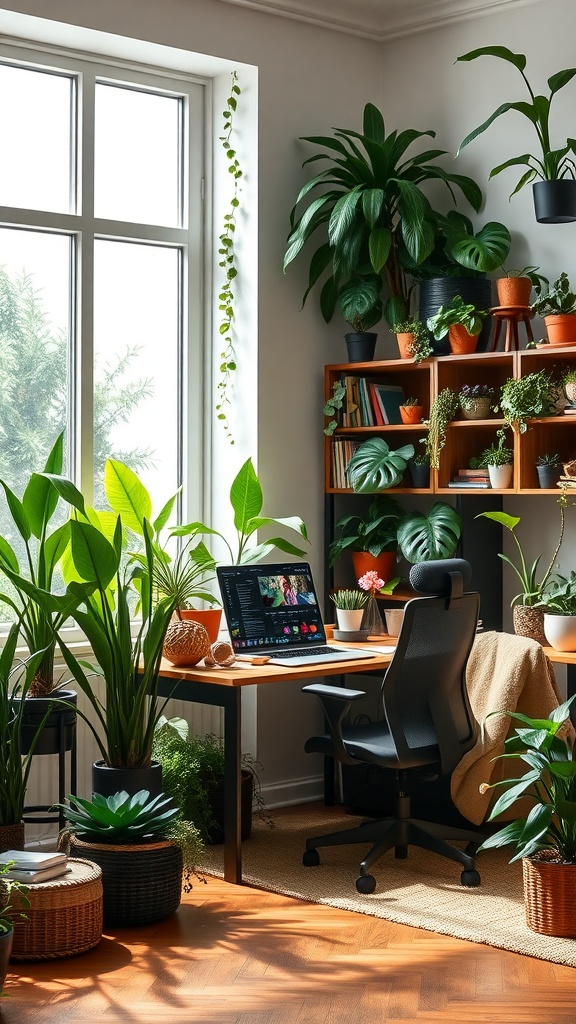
(381, 558), (480, 777)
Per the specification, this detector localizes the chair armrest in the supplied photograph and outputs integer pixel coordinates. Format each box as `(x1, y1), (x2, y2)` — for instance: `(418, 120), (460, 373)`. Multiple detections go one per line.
(302, 683), (366, 701)
(302, 683), (366, 766)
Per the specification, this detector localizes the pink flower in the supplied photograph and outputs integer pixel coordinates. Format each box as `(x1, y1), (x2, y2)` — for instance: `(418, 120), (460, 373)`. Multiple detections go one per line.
(358, 570), (384, 594)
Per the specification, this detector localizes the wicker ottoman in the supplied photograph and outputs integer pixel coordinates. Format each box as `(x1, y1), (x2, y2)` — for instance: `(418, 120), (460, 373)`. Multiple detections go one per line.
(10, 858), (103, 960)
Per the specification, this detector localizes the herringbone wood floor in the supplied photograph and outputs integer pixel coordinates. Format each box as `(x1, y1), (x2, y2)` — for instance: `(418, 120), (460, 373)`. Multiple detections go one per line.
(4, 861), (575, 1024)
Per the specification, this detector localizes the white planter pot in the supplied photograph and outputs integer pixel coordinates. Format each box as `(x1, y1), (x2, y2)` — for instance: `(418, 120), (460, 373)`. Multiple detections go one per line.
(336, 609), (365, 632)
(543, 613), (576, 652)
(488, 464), (513, 489)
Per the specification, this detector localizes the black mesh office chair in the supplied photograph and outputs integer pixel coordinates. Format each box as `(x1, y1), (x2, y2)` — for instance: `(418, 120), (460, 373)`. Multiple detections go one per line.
(302, 558), (482, 894)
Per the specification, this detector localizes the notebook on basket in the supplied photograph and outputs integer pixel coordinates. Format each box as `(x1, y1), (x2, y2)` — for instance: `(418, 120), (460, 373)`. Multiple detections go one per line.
(217, 561), (376, 667)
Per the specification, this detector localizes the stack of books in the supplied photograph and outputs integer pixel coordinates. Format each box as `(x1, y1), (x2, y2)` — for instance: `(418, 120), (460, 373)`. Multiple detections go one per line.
(0, 849), (70, 883)
(557, 475), (576, 489)
(447, 468), (491, 489)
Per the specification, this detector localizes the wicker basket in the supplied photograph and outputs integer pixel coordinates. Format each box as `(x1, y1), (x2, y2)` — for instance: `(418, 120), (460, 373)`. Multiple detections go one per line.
(523, 851), (576, 936)
(10, 858), (103, 960)
(67, 837), (183, 928)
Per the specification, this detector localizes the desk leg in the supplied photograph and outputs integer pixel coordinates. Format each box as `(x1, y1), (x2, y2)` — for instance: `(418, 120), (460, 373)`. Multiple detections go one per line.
(223, 687), (242, 885)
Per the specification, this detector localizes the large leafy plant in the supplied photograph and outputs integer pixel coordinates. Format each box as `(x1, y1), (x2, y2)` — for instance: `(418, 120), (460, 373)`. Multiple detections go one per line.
(426, 295), (487, 340)
(498, 370), (556, 433)
(531, 272), (576, 317)
(396, 502), (461, 563)
(477, 698), (576, 863)
(457, 46), (576, 192)
(0, 433), (90, 696)
(476, 506), (567, 607)
(328, 495), (405, 565)
(405, 210), (510, 281)
(175, 457), (309, 564)
(284, 101), (483, 327)
(346, 438), (415, 493)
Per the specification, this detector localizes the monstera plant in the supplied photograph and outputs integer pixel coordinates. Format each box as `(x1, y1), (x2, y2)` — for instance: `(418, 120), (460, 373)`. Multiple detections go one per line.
(397, 502), (462, 564)
(346, 439), (415, 493)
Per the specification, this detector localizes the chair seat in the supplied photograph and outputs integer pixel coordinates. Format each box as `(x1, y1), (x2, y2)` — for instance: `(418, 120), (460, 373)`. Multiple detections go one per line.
(305, 720), (441, 770)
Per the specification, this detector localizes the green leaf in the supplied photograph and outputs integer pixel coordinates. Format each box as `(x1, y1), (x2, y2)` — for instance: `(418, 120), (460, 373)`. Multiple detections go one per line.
(445, 220), (512, 273)
(368, 227), (391, 273)
(362, 188), (384, 229)
(346, 438), (414, 493)
(456, 46), (527, 72)
(69, 519), (119, 589)
(105, 460), (153, 535)
(0, 481), (31, 542)
(548, 68), (576, 95)
(328, 188), (363, 247)
(230, 459), (263, 537)
(476, 510), (520, 533)
(362, 102), (385, 144)
(397, 502), (461, 563)
(457, 102), (522, 154)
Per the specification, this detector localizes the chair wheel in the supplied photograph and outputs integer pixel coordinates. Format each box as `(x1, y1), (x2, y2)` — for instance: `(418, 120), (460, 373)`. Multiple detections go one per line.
(460, 869), (480, 887)
(303, 849), (320, 867)
(356, 873), (376, 894)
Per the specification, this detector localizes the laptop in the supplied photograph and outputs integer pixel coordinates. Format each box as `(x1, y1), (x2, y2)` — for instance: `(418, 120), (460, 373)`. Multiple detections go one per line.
(216, 561), (377, 667)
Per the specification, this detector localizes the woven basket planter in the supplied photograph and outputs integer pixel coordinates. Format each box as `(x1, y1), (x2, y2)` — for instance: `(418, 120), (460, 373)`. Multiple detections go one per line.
(67, 837), (183, 927)
(513, 605), (546, 645)
(10, 858), (103, 960)
(523, 851), (576, 936)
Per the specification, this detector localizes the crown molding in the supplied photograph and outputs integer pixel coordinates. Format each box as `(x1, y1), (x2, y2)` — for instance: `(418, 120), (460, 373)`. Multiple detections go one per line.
(212, 0), (543, 41)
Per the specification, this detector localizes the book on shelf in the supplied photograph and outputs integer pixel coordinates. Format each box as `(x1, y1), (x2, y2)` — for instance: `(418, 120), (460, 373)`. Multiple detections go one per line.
(447, 480), (490, 488)
(456, 468), (490, 479)
(5, 862), (71, 884)
(563, 407), (576, 415)
(357, 377), (374, 426)
(372, 384), (405, 424)
(368, 382), (385, 426)
(0, 849), (67, 871)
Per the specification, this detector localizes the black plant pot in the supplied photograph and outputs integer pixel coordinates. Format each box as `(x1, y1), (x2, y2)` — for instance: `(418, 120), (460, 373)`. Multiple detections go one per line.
(92, 760), (163, 799)
(344, 332), (377, 362)
(204, 769), (254, 844)
(409, 462), (430, 488)
(18, 690), (77, 756)
(537, 465), (562, 489)
(418, 277), (493, 355)
(533, 180), (576, 224)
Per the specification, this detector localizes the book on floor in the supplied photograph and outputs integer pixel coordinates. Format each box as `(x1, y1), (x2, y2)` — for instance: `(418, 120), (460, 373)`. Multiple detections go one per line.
(0, 849), (68, 870)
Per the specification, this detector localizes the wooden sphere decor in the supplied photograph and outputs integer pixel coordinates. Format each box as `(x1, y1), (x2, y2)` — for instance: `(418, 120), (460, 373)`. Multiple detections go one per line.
(162, 619), (210, 666)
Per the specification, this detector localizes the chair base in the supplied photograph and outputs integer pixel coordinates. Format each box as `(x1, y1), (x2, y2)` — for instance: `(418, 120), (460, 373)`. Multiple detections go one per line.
(304, 812), (482, 891)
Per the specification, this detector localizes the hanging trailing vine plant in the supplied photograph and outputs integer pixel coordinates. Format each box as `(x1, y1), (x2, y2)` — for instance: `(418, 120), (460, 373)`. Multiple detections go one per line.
(216, 71), (242, 443)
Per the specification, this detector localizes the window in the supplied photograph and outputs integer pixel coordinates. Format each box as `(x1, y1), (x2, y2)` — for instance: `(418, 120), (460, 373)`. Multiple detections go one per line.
(0, 48), (205, 540)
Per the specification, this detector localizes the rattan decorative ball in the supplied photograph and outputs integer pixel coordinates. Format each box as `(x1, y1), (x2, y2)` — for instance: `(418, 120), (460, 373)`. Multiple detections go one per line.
(163, 619), (210, 666)
(204, 640), (236, 667)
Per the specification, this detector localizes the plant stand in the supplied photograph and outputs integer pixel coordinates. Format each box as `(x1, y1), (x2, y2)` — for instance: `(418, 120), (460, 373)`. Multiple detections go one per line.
(489, 306), (534, 352)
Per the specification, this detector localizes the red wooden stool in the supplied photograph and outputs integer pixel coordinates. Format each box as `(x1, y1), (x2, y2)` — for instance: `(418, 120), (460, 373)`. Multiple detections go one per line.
(490, 305), (535, 352)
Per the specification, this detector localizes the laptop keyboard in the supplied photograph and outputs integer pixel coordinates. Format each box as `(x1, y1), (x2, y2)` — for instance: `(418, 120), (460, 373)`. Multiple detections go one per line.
(273, 645), (344, 658)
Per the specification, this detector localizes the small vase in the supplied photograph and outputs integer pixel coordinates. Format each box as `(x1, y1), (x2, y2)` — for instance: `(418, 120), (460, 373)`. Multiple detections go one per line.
(488, 464), (513, 489)
(459, 397), (491, 420)
(336, 608), (365, 632)
(361, 593), (384, 636)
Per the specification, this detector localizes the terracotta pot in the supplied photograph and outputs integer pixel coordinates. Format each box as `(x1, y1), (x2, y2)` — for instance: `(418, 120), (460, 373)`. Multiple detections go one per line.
(396, 332), (414, 359)
(179, 607), (223, 643)
(399, 404), (423, 424)
(513, 604), (546, 645)
(523, 851), (576, 936)
(496, 276), (532, 307)
(352, 550), (396, 584)
(448, 324), (478, 354)
(544, 314), (576, 346)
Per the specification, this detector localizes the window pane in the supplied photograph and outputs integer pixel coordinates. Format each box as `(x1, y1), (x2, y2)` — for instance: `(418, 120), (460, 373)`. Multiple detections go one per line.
(0, 64), (73, 214)
(95, 84), (182, 226)
(93, 239), (180, 509)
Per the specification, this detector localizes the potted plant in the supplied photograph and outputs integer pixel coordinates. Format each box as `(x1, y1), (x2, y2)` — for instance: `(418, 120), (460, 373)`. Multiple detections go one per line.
(477, 498), (569, 643)
(477, 698), (576, 935)
(398, 396), (423, 425)
(498, 369), (556, 433)
(536, 453), (562, 490)
(345, 438), (415, 493)
(153, 721), (272, 844)
(456, 46), (576, 223)
(59, 789), (204, 927)
(423, 388), (459, 469)
(426, 295), (488, 354)
(495, 266), (548, 307)
(540, 572), (576, 652)
(339, 274), (383, 362)
(391, 319), (433, 363)
(408, 447), (430, 489)
(479, 429), (514, 490)
(458, 383), (495, 420)
(330, 589), (369, 633)
(564, 367), (576, 405)
(395, 502), (461, 564)
(531, 273), (576, 346)
(283, 101), (486, 333)
(0, 860), (29, 992)
(328, 494), (405, 583)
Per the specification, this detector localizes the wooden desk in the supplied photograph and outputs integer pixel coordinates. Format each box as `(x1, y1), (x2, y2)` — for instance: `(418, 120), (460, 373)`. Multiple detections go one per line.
(156, 644), (394, 885)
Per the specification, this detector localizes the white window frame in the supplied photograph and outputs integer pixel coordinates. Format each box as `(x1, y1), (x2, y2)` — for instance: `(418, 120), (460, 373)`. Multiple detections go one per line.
(0, 41), (209, 644)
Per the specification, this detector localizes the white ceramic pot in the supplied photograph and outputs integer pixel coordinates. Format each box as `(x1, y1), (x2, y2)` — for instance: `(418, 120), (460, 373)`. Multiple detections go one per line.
(543, 613), (576, 652)
(336, 609), (365, 632)
(488, 464), (513, 489)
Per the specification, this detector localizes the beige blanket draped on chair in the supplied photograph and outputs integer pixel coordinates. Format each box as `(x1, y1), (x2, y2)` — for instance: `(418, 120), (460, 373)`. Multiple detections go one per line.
(451, 630), (567, 825)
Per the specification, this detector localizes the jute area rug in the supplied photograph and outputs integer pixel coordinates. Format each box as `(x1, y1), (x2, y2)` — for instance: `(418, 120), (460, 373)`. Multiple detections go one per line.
(200, 806), (576, 968)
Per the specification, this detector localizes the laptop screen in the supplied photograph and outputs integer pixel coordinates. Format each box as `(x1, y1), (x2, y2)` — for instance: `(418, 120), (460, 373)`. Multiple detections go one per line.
(217, 562), (327, 655)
